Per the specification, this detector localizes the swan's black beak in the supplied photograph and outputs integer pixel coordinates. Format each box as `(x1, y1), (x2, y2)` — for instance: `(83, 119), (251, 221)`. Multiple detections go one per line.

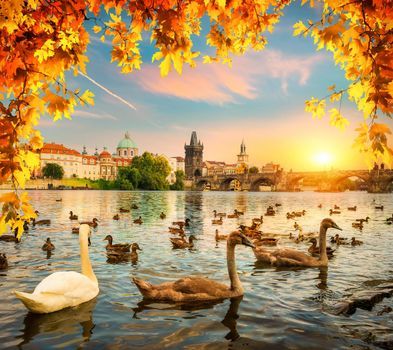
(332, 223), (342, 231)
(240, 234), (255, 248)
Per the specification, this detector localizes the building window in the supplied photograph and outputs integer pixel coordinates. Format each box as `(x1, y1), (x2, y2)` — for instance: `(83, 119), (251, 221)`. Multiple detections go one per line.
(124, 150), (127, 156)
(131, 150), (133, 156)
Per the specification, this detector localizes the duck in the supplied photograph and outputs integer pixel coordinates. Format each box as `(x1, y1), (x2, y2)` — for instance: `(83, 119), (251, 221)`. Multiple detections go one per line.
(160, 212), (166, 219)
(170, 235), (197, 249)
(169, 233), (187, 245)
(331, 234), (349, 245)
(275, 203), (282, 207)
(130, 243), (142, 263)
(215, 229), (227, 241)
(318, 204), (323, 208)
(0, 232), (20, 243)
(351, 237), (363, 246)
(14, 224), (99, 314)
(133, 216), (143, 224)
(329, 209), (341, 215)
(212, 217), (223, 225)
(113, 214), (120, 220)
(168, 227), (184, 235)
(172, 218), (190, 228)
(213, 210), (226, 218)
(308, 238), (335, 256)
(133, 231), (255, 301)
(131, 204), (139, 209)
(265, 207), (275, 216)
(42, 238), (55, 251)
(234, 209), (244, 216)
(119, 207), (130, 213)
(347, 206), (357, 211)
(227, 212), (239, 219)
(80, 218), (99, 228)
(352, 222), (363, 229)
(286, 212), (295, 219)
(334, 205), (340, 210)
(32, 218), (51, 226)
(375, 205), (384, 210)
(103, 234), (131, 252)
(253, 218), (342, 267)
(69, 211), (78, 220)
(356, 216), (370, 223)
(56, 198), (62, 202)
(0, 253), (8, 270)
(72, 227), (80, 234)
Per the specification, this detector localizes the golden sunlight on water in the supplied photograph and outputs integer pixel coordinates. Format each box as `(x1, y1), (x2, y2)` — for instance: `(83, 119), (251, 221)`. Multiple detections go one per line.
(0, 190), (392, 349)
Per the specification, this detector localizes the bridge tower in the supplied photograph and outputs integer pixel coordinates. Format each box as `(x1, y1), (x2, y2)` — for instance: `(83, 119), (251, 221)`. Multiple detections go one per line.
(185, 131), (204, 179)
(236, 139), (249, 173)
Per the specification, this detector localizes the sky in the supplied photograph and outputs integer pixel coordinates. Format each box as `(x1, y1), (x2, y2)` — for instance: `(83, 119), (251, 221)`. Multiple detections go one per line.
(37, 2), (375, 171)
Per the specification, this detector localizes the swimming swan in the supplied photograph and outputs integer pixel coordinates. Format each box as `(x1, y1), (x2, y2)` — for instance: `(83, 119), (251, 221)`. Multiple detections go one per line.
(253, 218), (341, 267)
(133, 231), (255, 302)
(14, 224), (99, 314)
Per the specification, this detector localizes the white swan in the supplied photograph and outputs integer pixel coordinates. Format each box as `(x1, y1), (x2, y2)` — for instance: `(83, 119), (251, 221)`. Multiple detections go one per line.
(14, 224), (99, 314)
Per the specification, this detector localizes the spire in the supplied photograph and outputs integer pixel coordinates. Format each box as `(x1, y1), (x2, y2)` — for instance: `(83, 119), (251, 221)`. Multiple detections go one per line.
(190, 131), (198, 146)
(82, 145), (87, 155)
(125, 131), (130, 139)
(94, 147), (98, 156)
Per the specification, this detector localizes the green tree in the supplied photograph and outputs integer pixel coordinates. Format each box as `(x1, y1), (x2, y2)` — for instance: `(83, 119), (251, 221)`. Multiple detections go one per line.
(170, 170), (185, 190)
(249, 166), (259, 174)
(42, 163), (64, 180)
(118, 152), (171, 190)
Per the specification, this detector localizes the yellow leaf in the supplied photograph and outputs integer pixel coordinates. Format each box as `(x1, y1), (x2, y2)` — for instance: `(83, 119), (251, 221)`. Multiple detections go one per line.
(293, 21), (307, 37)
(159, 54), (171, 77)
(80, 90), (95, 106)
(152, 51), (163, 62)
(93, 25), (102, 33)
(33, 39), (55, 63)
(216, 0), (226, 8)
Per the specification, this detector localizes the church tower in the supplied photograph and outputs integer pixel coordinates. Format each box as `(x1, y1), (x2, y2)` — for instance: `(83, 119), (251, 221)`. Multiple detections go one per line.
(185, 131), (203, 178)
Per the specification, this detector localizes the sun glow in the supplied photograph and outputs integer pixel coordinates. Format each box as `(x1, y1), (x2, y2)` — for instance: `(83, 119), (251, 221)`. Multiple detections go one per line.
(313, 152), (333, 166)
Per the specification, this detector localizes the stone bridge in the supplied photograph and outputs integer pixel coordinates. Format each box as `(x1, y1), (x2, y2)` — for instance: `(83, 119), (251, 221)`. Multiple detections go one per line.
(193, 169), (393, 192)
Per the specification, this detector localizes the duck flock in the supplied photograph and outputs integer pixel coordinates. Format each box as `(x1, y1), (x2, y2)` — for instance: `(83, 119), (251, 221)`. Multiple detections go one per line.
(0, 197), (392, 315)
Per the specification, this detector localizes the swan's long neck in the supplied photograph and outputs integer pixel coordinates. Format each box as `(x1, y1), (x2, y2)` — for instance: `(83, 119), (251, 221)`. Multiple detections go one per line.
(318, 224), (328, 265)
(227, 242), (243, 293)
(80, 231), (97, 285)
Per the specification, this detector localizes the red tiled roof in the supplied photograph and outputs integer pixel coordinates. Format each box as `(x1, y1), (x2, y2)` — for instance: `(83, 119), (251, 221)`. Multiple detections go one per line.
(40, 143), (81, 156)
(99, 151), (111, 158)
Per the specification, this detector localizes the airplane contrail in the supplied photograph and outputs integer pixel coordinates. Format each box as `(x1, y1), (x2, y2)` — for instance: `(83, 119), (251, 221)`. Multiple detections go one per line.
(77, 70), (137, 111)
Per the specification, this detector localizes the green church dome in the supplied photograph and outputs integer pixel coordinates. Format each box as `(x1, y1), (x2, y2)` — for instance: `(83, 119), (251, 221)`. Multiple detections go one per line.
(117, 132), (137, 149)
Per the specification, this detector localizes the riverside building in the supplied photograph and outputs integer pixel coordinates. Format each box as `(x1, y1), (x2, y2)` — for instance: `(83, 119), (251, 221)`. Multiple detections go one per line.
(37, 132), (138, 180)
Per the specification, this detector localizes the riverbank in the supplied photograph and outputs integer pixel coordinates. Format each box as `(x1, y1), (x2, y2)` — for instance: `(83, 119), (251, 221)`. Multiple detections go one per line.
(0, 178), (97, 190)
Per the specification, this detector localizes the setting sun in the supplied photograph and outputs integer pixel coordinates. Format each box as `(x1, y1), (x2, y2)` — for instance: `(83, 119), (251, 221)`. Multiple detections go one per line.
(313, 152), (333, 166)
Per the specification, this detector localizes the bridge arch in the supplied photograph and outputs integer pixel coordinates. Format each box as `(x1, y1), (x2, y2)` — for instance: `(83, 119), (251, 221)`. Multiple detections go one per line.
(287, 175), (305, 191)
(196, 179), (211, 191)
(250, 177), (274, 191)
(332, 174), (370, 191)
(219, 177), (242, 191)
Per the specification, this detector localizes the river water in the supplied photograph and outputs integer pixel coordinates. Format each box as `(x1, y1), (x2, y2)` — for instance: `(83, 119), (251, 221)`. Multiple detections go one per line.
(0, 190), (392, 349)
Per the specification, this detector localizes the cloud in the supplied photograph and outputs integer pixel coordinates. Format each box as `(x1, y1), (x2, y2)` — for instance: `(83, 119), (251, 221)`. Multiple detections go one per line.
(72, 110), (117, 120)
(133, 49), (325, 104)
